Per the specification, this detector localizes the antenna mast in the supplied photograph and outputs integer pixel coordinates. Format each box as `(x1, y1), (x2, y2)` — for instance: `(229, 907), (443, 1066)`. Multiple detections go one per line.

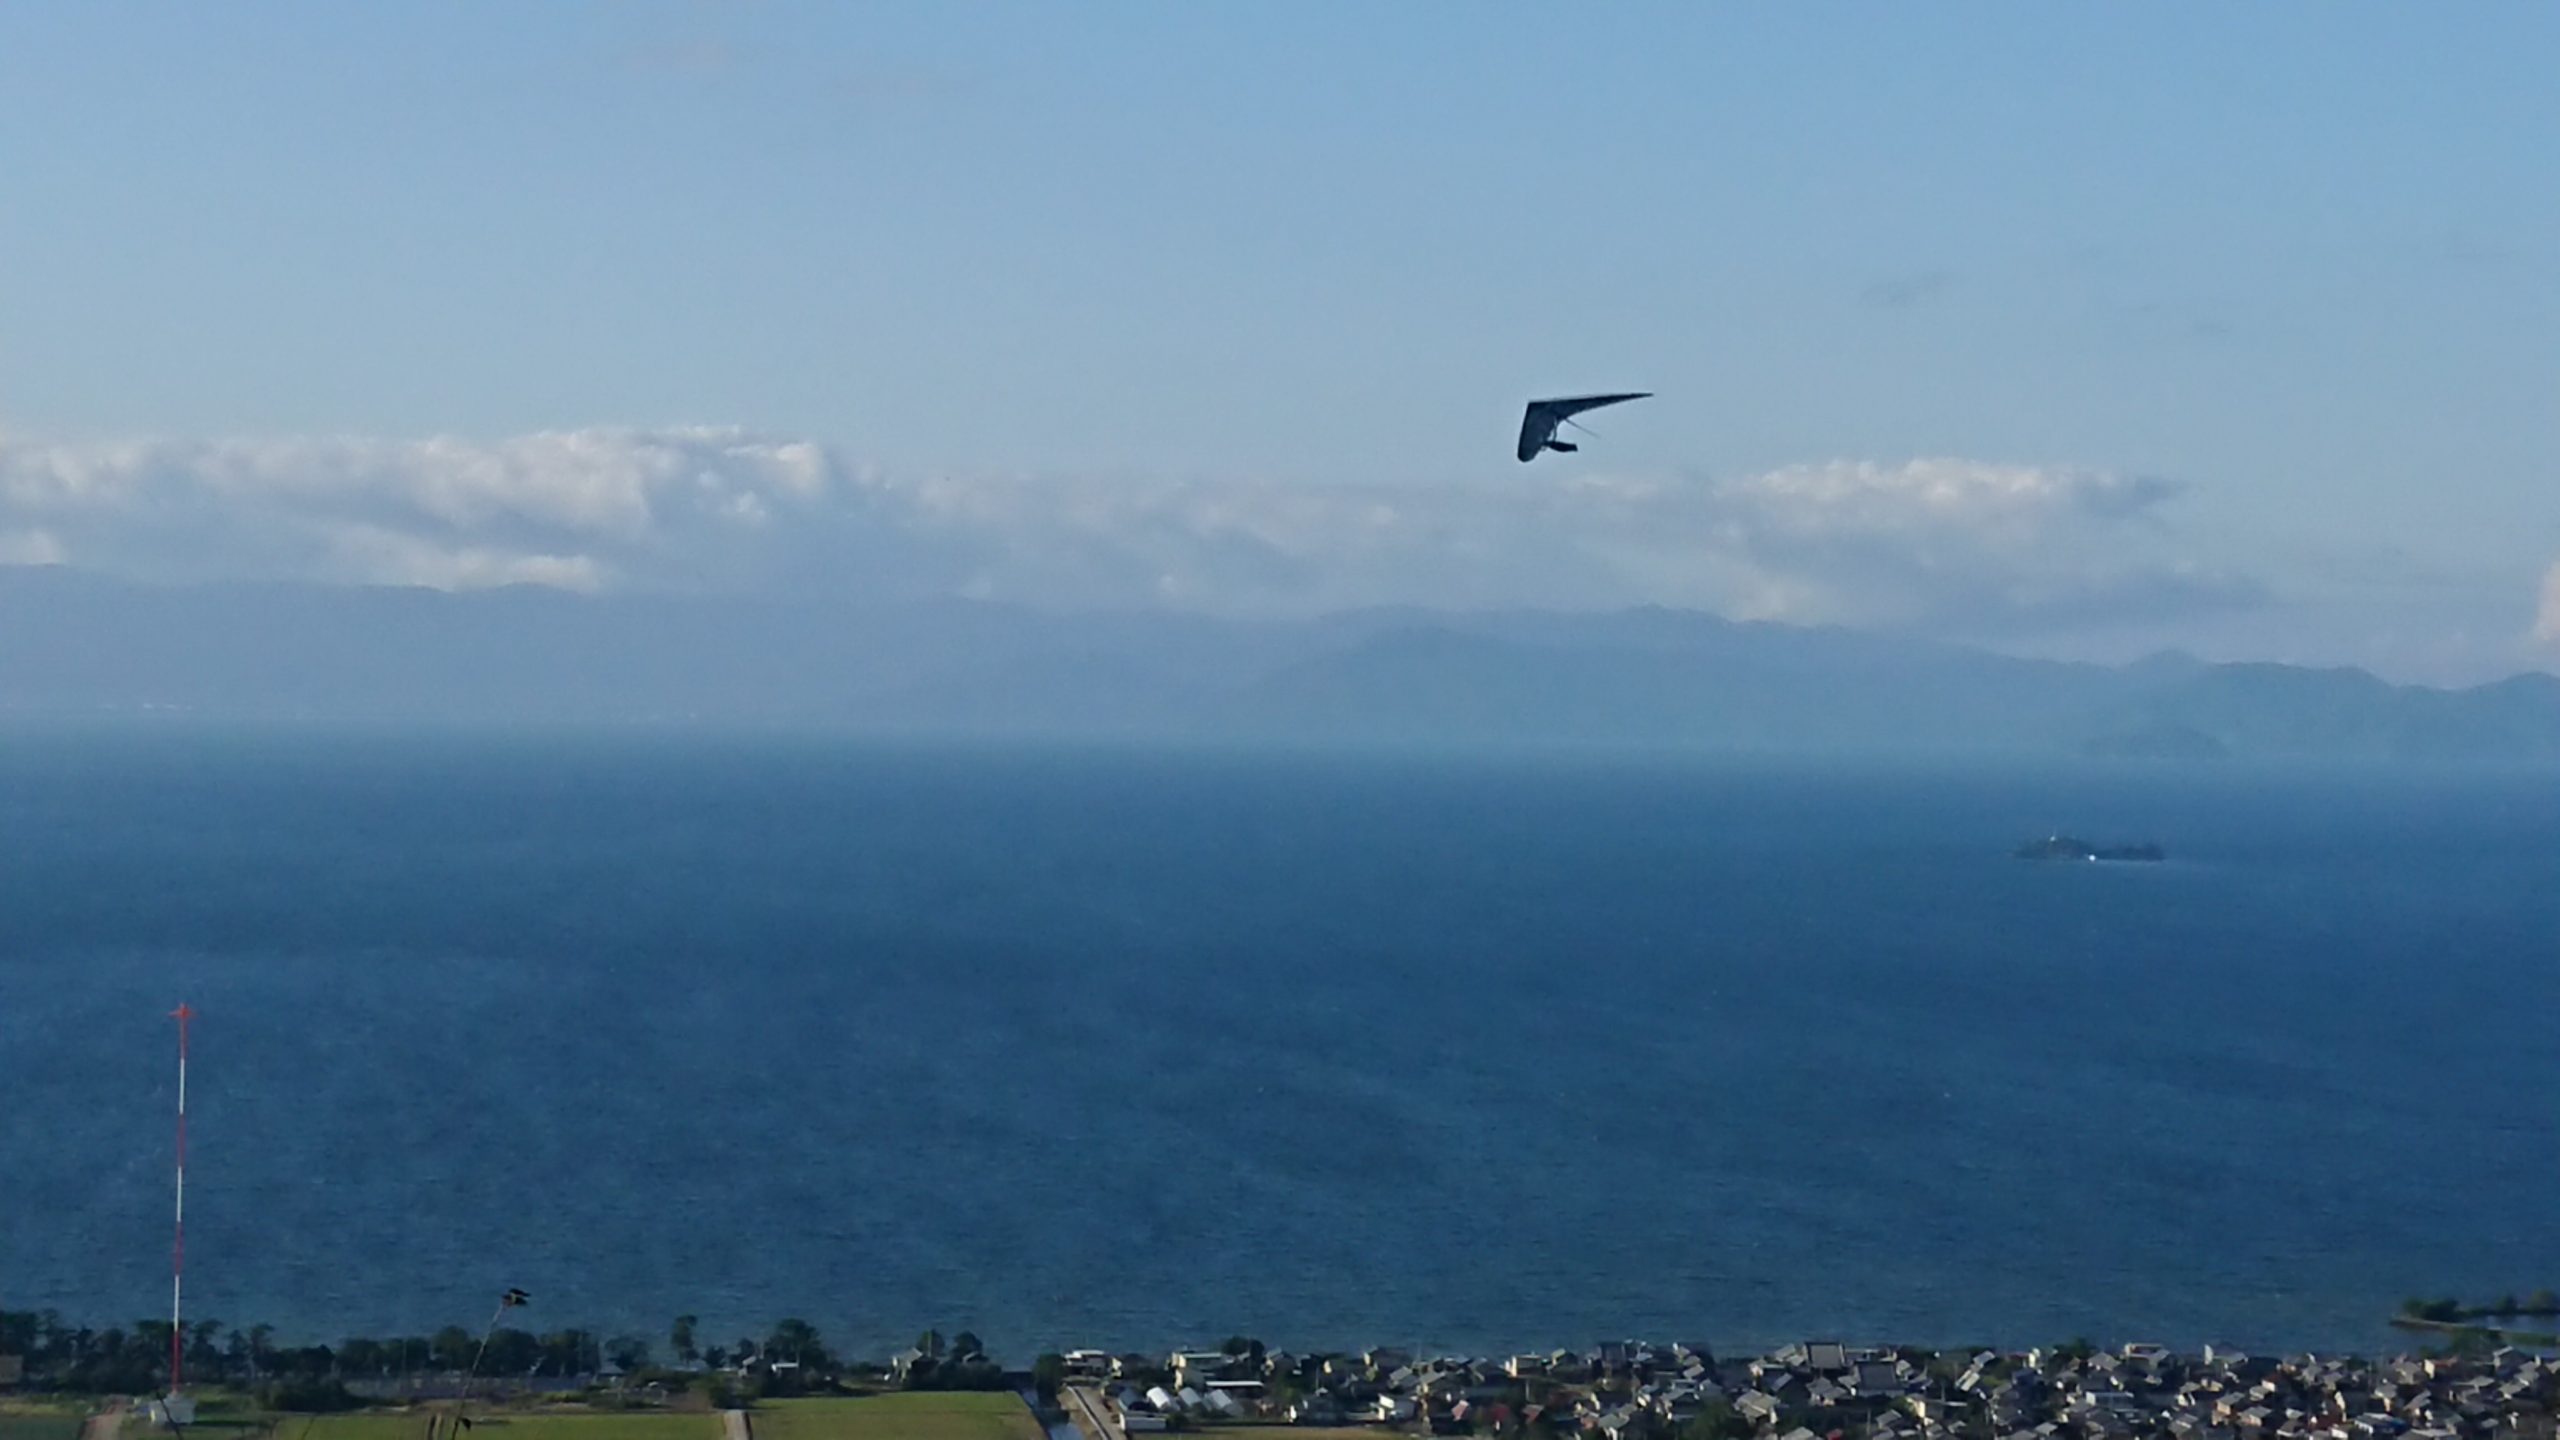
(169, 1003), (195, 1416)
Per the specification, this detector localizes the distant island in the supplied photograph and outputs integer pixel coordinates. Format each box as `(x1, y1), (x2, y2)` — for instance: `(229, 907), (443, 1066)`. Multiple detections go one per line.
(2014, 835), (2166, 863)
(4, 570), (2558, 760)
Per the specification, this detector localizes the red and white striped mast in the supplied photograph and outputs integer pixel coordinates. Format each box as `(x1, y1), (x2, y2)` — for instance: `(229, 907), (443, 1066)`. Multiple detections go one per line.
(168, 1003), (194, 1412)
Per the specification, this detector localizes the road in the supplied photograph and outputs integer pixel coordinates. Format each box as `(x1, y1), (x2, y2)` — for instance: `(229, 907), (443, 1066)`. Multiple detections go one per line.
(1062, 1385), (1122, 1440)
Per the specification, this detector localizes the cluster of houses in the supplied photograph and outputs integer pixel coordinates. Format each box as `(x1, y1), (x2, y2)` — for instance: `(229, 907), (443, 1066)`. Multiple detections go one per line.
(1055, 1338), (2560, 1440)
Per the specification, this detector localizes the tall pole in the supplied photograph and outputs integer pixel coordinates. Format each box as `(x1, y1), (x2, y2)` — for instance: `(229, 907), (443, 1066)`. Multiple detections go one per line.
(447, 1289), (527, 1440)
(170, 1003), (194, 1400)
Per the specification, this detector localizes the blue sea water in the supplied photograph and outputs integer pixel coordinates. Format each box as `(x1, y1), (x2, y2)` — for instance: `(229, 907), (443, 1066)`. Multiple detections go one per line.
(2, 730), (2556, 1361)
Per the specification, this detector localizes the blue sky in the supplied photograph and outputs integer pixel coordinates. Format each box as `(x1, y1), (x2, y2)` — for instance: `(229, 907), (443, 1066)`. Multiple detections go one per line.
(1, 3), (2554, 680)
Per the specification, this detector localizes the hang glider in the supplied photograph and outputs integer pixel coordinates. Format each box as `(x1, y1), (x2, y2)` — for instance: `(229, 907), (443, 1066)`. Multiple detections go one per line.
(1516, 392), (1650, 462)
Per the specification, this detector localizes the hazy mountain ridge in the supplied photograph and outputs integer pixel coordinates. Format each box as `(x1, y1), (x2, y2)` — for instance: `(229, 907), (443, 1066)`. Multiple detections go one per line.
(2, 569), (2553, 759)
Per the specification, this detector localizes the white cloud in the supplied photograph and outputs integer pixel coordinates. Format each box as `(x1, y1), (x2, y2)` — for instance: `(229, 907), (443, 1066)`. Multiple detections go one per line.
(832, 456), (2243, 635)
(2536, 560), (2560, 644)
(318, 522), (607, 593)
(0, 427), (2248, 638)
(1721, 459), (2181, 536)
(0, 427), (838, 593)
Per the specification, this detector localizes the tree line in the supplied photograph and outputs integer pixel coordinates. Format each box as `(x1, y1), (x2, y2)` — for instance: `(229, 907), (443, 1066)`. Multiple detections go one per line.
(0, 1310), (1011, 1401)
(2398, 1291), (2560, 1324)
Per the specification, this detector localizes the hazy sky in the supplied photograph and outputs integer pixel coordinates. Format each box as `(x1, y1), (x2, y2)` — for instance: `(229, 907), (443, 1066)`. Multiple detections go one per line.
(2, 3), (2554, 681)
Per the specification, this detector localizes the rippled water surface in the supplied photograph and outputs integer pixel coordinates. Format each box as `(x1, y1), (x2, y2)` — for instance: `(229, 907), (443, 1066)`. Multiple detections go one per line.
(4, 731), (2555, 1357)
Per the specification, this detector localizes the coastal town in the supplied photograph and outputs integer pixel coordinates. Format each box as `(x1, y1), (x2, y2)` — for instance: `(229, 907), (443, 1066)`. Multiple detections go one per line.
(13, 1325), (2560, 1440)
(1047, 1336), (2560, 1440)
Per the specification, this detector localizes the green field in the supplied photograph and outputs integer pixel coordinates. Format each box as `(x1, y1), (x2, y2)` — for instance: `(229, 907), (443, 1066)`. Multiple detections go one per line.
(747, 1395), (1041, 1440)
(163, 1421), (271, 1440)
(1196, 1429), (1385, 1440)
(264, 1416), (431, 1440)
(0, 1415), (87, 1440)
(273, 1414), (719, 1440)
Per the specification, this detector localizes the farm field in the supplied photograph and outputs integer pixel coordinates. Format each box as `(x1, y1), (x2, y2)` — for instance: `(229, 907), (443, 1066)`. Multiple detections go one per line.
(1195, 1429), (1387, 1440)
(0, 1414), (87, 1440)
(746, 1395), (1042, 1440)
(275, 1414), (720, 1440)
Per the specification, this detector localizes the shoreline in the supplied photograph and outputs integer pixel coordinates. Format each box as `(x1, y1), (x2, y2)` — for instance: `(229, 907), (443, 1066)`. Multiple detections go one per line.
(12, 1336), (2560, 1440)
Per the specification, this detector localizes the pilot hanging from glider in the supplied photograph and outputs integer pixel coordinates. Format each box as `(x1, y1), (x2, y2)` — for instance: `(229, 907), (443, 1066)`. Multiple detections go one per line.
(1516, 391), (1650, 462)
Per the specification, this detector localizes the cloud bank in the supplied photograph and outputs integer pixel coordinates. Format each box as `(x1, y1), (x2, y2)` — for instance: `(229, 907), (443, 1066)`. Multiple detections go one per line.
(0, 428), (835, 594)
(2538, 561), (2560, 645)
(0, 426), (2254, 640)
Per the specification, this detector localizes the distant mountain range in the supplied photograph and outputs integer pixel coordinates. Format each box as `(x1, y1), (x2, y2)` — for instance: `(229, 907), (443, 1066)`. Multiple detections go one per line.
(3, 567), (2555, 760)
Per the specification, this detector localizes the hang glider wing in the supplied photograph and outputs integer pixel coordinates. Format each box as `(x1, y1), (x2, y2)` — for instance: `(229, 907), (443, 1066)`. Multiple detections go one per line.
(1516, 392), (1651, 462)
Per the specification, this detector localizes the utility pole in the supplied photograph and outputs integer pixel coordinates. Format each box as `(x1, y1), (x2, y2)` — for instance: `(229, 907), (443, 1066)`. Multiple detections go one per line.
(164, 1004), (198, 1428)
